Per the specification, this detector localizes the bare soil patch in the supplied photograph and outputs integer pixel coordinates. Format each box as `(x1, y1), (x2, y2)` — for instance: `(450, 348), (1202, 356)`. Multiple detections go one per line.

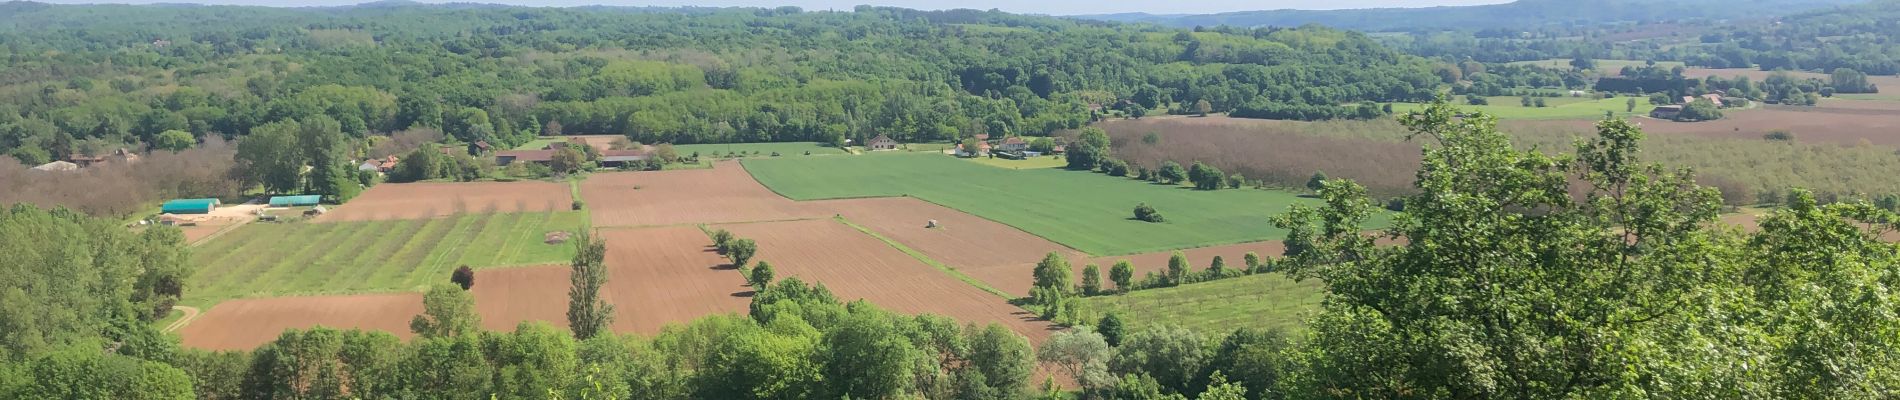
(815, 197), (1069, 285)
(472, 226), (750, 334)
(584, 161), (828, 227)
(316, 181), (572, 222)
(718, 219), (1061, 342)
(178, 293), (421, 350)
(1506, 105), (1900, 147)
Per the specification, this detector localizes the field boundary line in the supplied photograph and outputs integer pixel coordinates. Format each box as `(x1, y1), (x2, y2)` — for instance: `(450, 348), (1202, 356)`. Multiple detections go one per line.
(831, 216), (1015, 300)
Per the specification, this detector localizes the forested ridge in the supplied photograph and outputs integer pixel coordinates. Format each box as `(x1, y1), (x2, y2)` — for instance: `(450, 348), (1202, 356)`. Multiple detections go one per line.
(0, 0), (1438, 166)
(1078, 0), (1860, 32)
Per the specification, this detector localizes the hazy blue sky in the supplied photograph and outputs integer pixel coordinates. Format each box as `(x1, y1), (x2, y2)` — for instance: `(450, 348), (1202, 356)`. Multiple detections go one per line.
(39, 1), (1513, 15)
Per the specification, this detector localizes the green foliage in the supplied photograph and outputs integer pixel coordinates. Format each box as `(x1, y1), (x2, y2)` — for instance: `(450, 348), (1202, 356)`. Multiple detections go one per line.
(409, 283), (481, 339)
(1156, 161), (1187, 184)
(152, 129), (194, 152)
(1112, 326), (1209, 395)
(727, 238), (758, 268)
(242, 328), (403, 399)
(1166, 251), (1190, 286)
(1304, 171), (1327, 192)
(748, 261), (775, 290)
(1187, 161), (1225, 190)
(1109, 260), (1136, 292)
(16, 345), (194, 400)
(1031, 252), (1075, 297)
(1067, 127), (1112, 171)
(746, 154), (1327, 255)
(1080, 264), (1103, 296)
(567, 229), (614, 340)
(0, 205), (188, 360)
(1133, 202), (1165, 223)
(1676, 98), (1724, 121)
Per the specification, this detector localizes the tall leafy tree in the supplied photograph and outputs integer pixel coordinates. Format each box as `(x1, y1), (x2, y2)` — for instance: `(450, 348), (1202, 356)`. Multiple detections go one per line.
(409, 283), (481, 339)
(567, 230), (615, 340)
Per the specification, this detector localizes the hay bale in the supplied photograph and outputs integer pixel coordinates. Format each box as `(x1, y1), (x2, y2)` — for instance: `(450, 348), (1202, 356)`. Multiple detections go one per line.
(544, 231), (572, 244)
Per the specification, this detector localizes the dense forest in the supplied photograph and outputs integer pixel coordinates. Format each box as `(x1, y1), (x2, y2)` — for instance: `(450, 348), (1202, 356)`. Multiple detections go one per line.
(1079, 0), (1859, 32)
(0, 0), (1441, 167)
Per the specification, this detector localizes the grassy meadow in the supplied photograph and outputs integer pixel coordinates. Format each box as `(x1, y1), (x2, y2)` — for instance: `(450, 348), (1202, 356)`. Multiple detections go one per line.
(964, 155), (1068, 170)
(1392, 95), (1645, 120)
(1077, 273), (1325, 337)
(184, 211), (586, 304)
(744, 153), (1336, 256)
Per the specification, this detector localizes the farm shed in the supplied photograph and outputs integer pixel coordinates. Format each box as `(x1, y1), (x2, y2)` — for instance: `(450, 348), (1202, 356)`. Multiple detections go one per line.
(161, 198), (220, 214)
(269, 195), (322, 207)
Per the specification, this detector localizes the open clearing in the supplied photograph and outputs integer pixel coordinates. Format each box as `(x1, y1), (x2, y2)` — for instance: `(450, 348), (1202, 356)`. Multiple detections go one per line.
(744, 153), (1319, 256)
(186, 211), (585, 303)
(316, 181), (573, 222)
(719, 219), (1061, 341)
(1076, 273), (1324, 337)
(473, 226), (751, 334)
(584, 161), (830, 227)
(1392, 95), (1645, 120)
(178, 293), (421, 350)
(1506, 103), (1900, 147)
(817, 197), (1072, 294)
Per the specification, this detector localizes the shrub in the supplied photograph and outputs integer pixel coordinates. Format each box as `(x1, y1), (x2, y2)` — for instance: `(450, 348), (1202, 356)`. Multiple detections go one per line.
(451, 266), (475, 290)
(1133, 203), (1164, 223)
(1764, 130), (1795, 141)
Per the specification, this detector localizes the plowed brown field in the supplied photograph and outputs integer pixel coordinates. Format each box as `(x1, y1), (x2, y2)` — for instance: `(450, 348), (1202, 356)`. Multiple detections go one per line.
(719, 219), (1061, 342)
(815, 196), (1070, 282)
(584, 161), (828, 227)
(179, 293), (421, 350)
(473, 226), (751, 334)
(316, 181), (572, 222)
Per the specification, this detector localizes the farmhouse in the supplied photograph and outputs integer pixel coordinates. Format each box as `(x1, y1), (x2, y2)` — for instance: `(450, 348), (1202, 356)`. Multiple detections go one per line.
(867, 134), (899, 151)
(376, 156), (401, 172)
(1682, 94), (1724, 107)
(357, 160), (381, 173)
(599, 149), (652, 169)
(69, 148), (139, 167)
(496, 150), (556, 166)
(30, 161), (79, 172)
(1650, 105), (1683, 119)
(268, 195), (322, 207)
(957, 141), (991, 157)
(161, 198), (221, 214)
(997, 137), (1028, 152)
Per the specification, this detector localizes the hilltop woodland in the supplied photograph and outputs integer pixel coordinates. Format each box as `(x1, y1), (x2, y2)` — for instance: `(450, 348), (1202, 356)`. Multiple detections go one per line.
(0, 2), (1441, 210)
(1388, 0), (1900, 76)
(4, 99), (1896, 399)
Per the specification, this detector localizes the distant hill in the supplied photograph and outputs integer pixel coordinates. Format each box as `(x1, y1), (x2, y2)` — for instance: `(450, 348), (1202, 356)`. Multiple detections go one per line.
(1076, 0), (1866, 31)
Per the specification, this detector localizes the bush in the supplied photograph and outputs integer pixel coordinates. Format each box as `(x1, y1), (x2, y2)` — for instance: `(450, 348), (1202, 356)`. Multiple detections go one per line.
(1133, 203), (1164, 223)
(451, 265), (475, 290)
(1764, 130), (1795, 141)
(571, 200), (585, 210)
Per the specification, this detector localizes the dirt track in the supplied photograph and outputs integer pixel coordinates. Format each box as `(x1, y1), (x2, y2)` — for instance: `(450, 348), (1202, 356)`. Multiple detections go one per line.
(315, 181), (572, 222)
(178, 293), (421, 350)
(719, 219), (1061, 342)
(472, 226), (751, 334)
(584, 161), (829, 227)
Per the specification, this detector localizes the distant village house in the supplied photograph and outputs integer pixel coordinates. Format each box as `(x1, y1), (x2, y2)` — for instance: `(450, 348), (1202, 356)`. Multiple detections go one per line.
(867, 134), (899, 151)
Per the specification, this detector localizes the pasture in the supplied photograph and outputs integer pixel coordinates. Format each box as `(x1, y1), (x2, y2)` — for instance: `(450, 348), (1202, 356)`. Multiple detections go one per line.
(1392, 95), (1644, 120)
(743, 153), (1323, 256)
(185, 211), (587, 304)
(1076, 272), (1325, 337)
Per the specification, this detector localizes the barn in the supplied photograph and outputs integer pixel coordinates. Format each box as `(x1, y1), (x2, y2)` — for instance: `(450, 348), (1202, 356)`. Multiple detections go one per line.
(161, 198), (221, 214)
(269, 195), (322, 207)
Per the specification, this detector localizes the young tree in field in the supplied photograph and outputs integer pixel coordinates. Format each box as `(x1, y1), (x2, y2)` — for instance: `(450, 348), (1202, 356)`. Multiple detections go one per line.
(726, 238), (758, 269)
(710, 229), (734, 251)
(411, 283), (481, 338)
(748, 261), (775, 289)
(1080, 264), (1103, 296)
(1242, 252), (1261, 272)
(1128, 104), (1148, 119)
(653, 143), (679, 163)
(1188, 161), (1224, 190)
(1194, 99), (1212, 117)
(1166, 252), (1189, 286)
(1208, 255), (1226, 277)
(1133, 203), (1164, 223)
(567, 230), (614, 340)
(969, 324), (1036, 394)
(550, 146), (585, 173)
(451, 265), (475, 290)
(1626, 97), (1637, 112)
(1305, 171), (1328, 192)
(1031, 252), (1074, 296)
(1109, 261), (1135, 291)
(1098, 313), (1127, 347)
(1157, 161), (1186, 184)
(1066, 127), (1111, 170)
(153, 129), (194, 152)
(1037, 327), (1112, 392)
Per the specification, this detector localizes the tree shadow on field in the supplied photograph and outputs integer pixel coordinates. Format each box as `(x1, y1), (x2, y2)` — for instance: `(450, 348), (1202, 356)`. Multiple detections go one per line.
(710, 263), (738, 270)
(730, 290), (756, 297)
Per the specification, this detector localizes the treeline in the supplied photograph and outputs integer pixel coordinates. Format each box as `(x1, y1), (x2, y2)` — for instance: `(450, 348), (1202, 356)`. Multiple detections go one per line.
(0, 2), (1445, 167)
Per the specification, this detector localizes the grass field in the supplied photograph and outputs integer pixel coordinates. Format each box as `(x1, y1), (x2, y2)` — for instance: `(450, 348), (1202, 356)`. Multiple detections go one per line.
(1393, 95), (1644, 120)
(743, 153), (1339, 255)
(185, 211), (587, 304)
(964, 155), (1067, 170)
(1076, 273), (1325, 337)
(675, 142), (847, 157)
(1505, 58), (1685, 71)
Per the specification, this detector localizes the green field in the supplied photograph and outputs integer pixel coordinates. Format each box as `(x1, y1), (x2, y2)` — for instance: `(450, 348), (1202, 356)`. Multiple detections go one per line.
(1394, 95), (1644, 120)
(1836, 93), (1900, 101)
(676, 142), (847, 157)
(1076, 273), (1325, 337)
(744, 153), (1335, 255)
(1505, 58), (1685, 71)
(184, 211), (586, 304)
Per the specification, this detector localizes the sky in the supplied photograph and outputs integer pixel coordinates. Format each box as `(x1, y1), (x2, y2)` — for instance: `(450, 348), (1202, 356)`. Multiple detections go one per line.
(36, 0), (1514, 16)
